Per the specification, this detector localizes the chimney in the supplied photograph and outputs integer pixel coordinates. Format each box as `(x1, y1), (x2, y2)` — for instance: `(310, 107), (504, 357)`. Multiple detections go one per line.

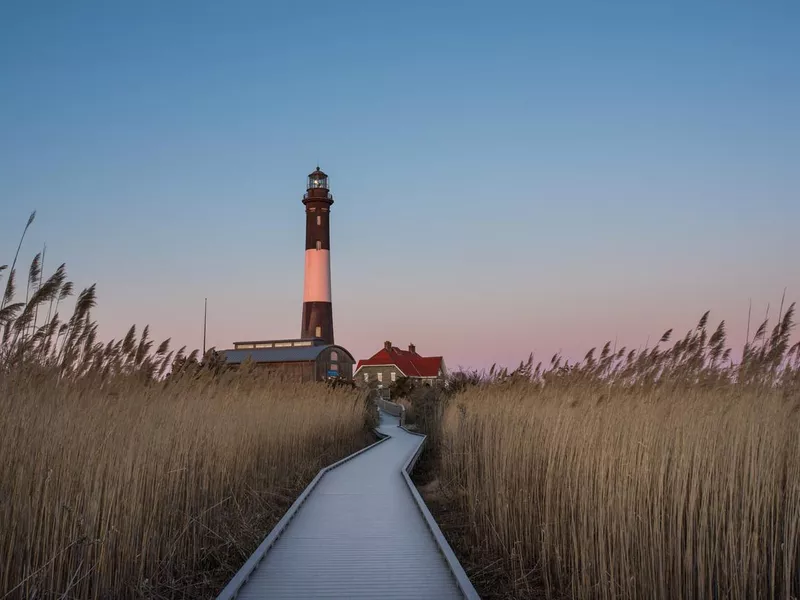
(408, 343), (416, 354)
(384, 340), (392, 352)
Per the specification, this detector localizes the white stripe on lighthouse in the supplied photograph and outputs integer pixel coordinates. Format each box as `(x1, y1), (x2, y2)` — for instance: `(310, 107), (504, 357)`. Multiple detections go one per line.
(303, 249), (332, 302)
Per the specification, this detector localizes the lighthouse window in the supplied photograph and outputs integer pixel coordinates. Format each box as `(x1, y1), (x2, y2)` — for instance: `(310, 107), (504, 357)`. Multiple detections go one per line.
(315, 326), (322, 337)
(317, 215), (321, 226)
(308, 174), (328, 188)
(316, 240), (322, 250)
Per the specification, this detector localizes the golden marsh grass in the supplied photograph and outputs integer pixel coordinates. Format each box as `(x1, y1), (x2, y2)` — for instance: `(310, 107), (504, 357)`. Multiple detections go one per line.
(0, 214), (370, 598)
(0, 370), (368, 599)
(427, 310), (800, 599)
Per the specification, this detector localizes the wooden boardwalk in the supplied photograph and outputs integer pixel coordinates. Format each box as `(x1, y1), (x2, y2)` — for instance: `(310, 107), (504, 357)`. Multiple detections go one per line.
(217, 405), (479, 599)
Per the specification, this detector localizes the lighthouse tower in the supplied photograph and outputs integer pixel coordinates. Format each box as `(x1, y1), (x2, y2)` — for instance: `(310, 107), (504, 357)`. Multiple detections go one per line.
(301, 167), (335, 344)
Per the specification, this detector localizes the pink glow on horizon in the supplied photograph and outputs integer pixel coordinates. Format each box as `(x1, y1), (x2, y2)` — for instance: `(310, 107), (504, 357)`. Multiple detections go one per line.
(92, 295), (790, 375)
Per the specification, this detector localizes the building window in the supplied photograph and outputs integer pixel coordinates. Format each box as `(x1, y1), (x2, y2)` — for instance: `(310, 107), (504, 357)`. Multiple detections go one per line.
(329, 363), (338, 372)
(390, 371), (396, 382)
(330, 351), (338, 361)
(316, 240), (322, 250)
(364, 372), (369, 382)
(317, 215), (322, 226)
(315, 326), (322, 337)
(377, 372), (383, 382)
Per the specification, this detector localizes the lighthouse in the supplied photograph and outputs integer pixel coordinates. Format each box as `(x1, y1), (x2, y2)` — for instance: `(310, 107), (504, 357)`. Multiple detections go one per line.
(301, 166), (335, 344)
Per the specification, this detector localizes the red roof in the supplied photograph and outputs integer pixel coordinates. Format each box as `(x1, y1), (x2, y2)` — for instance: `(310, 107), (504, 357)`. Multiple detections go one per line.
(356, 345), (443, 378)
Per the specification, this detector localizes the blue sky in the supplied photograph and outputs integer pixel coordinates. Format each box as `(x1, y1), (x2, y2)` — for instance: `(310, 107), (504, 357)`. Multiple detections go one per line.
(1, 1), (798, 369)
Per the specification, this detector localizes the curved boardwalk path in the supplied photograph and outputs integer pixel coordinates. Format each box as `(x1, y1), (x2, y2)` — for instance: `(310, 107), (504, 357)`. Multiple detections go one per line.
(217, 406), (479, 599)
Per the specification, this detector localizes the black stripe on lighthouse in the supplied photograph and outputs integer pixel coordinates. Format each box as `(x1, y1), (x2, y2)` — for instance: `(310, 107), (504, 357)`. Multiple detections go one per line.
(301, 301), (333, 344)
(305, 209), (330, 250)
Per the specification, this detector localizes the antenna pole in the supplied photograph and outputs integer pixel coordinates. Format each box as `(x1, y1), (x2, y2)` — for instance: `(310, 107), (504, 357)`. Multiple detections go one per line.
(203, 297), (207, 355)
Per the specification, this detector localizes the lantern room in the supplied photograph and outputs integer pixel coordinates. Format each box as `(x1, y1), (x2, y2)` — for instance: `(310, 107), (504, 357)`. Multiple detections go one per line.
(307, 167), (328, 190)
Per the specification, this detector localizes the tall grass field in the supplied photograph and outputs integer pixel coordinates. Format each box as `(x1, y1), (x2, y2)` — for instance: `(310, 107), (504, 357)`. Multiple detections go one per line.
(0, 214), (370, 598)
(4, 212), (798, 599)
(413, 309), (800, 599)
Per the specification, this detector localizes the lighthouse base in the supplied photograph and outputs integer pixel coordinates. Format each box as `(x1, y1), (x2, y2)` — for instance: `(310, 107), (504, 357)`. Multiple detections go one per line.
(301, 301), (334, 345)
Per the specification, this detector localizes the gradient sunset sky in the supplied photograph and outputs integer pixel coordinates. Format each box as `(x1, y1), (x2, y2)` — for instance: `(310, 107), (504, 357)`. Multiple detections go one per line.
(1, 1), (798, 370)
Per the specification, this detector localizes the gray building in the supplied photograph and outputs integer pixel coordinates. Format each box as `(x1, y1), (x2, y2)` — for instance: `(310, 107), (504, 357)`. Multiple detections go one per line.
(223, 338), (355, 383)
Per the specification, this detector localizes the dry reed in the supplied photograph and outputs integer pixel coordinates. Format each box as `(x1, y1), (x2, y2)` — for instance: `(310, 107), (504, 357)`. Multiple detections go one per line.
(0, 213), (370, 598)
(432, 310), (800, 599)
(0, 370), (368, 599)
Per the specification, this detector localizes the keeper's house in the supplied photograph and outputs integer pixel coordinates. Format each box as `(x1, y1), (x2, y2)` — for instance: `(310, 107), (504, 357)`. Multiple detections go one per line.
(223, 338), (355, 383)
(354, 341), (446, 386)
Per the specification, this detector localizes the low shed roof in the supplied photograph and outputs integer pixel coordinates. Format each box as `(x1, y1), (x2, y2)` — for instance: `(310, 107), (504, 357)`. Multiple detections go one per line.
(224, 344), (353, 365)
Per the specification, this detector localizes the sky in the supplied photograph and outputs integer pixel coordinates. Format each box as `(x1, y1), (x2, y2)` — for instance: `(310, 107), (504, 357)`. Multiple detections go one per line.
(1, 1), (798, 371)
